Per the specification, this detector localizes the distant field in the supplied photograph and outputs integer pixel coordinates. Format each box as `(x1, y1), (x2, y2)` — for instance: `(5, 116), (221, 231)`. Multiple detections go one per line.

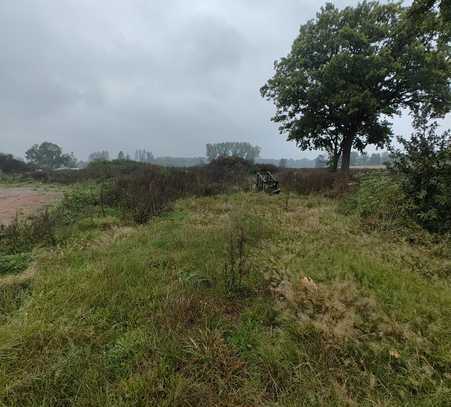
(0, 186), (61, 225)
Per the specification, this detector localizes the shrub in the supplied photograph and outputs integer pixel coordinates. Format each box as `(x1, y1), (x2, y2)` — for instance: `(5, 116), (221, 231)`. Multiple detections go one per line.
(106, 164), (251, 224)
(0, 253), (32, 275)
(206, 156), (252, 186)
(278, 168), (357, 196)
(0, 153), (31, 174)
(390, 112), (451, 233)
(0, 210), (58, 255)
(223, 209), (271, 295)
(341, 173), (410, 229)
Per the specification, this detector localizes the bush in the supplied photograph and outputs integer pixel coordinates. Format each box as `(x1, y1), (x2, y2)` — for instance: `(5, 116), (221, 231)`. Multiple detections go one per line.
(390, 112), (451, 233)
(341, 173), (410, 229)
(0, 153), (31, 174)
(0, 210), (58, 255)
(278, 168), (357, 196)
(206, 156), (252, 186)
(101, 161), (256, 224)
(0, 253), (32, 275)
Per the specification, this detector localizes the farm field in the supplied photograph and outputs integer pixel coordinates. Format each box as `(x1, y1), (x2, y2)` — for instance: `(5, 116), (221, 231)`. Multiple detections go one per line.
(0, 186), (61, 226)
(1, 188), (450, 406)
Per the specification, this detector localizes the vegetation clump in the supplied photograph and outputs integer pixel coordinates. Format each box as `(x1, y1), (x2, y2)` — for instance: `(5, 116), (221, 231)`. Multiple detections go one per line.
(390, 111), (451, 233)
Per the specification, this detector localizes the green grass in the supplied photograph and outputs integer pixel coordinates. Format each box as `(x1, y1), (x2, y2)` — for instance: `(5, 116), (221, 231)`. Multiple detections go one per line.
(0, 193), (449, 406)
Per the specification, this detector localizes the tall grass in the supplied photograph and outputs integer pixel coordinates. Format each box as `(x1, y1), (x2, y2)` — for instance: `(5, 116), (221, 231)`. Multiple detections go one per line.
(0, 193), (449, 405)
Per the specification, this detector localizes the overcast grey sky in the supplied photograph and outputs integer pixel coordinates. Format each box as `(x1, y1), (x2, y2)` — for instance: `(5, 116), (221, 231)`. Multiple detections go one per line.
(1, 0), (449, 160)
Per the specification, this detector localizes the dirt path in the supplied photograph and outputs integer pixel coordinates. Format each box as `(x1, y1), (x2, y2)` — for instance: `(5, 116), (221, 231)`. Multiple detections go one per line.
(0, 187), (62, 225)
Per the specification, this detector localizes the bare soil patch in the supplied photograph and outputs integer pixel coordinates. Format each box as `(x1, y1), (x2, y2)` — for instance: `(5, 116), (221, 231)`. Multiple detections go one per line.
(0, 187), (61, 225)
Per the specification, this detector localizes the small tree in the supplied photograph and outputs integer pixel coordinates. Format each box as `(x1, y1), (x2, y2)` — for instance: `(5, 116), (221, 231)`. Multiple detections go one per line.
(390, 109), (451, 232)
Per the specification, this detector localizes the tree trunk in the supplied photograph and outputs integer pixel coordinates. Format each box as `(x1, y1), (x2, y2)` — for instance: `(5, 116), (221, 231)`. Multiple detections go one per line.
(340, 136), (353, 173)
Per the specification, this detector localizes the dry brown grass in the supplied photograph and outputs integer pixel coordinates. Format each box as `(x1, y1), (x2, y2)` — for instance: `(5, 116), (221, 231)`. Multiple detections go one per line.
(273, 276), (380, 342)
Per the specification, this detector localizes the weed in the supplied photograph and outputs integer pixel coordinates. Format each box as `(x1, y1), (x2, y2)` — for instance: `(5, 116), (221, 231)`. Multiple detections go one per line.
(0, 253), (31, 275)
(224, 222), (249, 295)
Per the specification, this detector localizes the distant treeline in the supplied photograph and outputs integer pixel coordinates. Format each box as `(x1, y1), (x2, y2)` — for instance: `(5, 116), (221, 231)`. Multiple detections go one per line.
(258, 151), (391, 169)
(256, 158), (315, 168)
(1, 141), (392, 175)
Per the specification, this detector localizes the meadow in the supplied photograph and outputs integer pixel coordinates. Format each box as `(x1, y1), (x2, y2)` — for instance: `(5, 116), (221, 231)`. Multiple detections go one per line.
(0, 163), (450, 406)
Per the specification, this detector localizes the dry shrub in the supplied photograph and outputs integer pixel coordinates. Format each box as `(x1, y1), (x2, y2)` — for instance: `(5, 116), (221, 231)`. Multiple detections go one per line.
(105, 163), (251, 224)
(278, 168), (362, 197)
(273, 276), (380, 342)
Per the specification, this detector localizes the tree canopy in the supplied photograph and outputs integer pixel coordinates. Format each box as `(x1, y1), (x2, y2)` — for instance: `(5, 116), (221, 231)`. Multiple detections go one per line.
(261, 1), (450, 171)
(25, 142), (77, 169)
(206, 142), (261, 162)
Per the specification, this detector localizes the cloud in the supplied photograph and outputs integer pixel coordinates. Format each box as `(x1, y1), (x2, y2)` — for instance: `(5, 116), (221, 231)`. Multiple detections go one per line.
(1, 0), (449, 160)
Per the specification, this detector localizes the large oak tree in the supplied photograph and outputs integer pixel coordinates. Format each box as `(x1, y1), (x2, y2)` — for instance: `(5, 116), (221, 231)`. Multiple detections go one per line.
(261, 1), (450, 171)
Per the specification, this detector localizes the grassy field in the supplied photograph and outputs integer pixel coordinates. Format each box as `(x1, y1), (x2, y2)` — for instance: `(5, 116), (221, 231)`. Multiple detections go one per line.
(0, 191), (450, 406)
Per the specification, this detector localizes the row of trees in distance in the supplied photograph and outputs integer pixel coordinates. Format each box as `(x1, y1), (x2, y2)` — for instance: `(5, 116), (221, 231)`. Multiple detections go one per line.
(1, 140), (395, 173)
(206, 142), (261, 162)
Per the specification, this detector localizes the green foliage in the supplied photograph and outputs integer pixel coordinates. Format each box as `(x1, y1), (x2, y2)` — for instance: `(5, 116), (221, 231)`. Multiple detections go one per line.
(342, 173), (411, 230)
(206, 142), (261, 162)
(0, 153), (30, 174)
(223, 210), (271, 295)
(0, 210), (58, 255)
(0, 193), (449, 405)
(0, 184), (102, 264)
(25, 142), (77, 169)
(261, 1), (450, 171)
(61, 184), (100, 215)
(0, 253), (31, 275)
(0, 281), (30, 323)
(390, 111), (451, 232)
(406, 0), (450, 50)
